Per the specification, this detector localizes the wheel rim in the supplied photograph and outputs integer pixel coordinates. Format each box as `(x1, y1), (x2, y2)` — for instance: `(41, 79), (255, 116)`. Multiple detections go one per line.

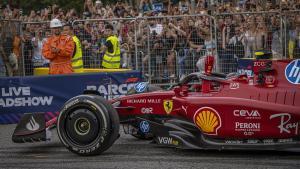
(65, 107), (101, 146)
(74, 117), (91, 136)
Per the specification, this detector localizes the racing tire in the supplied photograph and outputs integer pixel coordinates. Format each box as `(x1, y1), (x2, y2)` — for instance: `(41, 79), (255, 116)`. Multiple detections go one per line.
(57, 95), (119, 156)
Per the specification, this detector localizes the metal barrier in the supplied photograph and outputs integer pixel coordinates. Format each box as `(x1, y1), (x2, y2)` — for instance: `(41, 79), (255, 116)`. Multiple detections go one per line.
(214, 11), (284, 74)
(20, 21), (50, 76)
(282, 10), (300, 59)
(1, 10), (299, 86)
(72, 18), (137, 70)
(72, 14), (216, 85)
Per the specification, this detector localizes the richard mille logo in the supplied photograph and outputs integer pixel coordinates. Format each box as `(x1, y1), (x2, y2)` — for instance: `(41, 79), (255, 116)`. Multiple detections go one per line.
(26, 116), (40, 131)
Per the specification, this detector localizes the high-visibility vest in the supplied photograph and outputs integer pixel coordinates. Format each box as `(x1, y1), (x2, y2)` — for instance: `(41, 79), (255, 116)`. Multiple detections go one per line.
(72, 36), (84, 73)
(102, 35), (121, 68)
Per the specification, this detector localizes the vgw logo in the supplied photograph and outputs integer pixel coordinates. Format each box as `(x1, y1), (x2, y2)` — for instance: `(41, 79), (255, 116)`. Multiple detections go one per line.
(285, 59), (300, 84)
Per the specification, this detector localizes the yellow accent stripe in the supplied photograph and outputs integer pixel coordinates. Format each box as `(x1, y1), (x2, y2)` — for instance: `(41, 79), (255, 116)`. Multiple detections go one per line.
(105, 53), (121, 57)
(102, 59), (120, 64)
(72, 57), (83, 62)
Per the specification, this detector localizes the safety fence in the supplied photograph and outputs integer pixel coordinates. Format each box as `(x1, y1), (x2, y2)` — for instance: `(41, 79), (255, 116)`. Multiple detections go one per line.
(0, 19), (23, 77)
(0, 10), (299, 85)
(72, 14), (216, 84)
(215, 11), (284, 73)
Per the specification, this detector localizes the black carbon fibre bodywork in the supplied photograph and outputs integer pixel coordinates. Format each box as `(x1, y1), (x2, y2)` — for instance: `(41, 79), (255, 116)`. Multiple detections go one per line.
(137, 118), (300, 151)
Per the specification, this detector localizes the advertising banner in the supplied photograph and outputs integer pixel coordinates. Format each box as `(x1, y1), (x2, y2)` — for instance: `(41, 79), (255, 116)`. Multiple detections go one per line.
(237, 59), (254, 77)
(0, 71), (142, 124)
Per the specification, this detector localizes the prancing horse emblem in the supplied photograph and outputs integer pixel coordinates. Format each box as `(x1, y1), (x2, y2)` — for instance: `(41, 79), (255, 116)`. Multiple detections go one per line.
(163, 100), (173, 115)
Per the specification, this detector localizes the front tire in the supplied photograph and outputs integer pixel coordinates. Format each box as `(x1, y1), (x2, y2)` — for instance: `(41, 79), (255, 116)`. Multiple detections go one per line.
(57, 95), (119, 156)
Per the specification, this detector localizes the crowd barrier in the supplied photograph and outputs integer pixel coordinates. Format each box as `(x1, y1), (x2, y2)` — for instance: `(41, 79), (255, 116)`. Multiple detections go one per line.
(0, 10), (299, 86)
(0, 70), (142, 124)
(33, 67), (131, 76)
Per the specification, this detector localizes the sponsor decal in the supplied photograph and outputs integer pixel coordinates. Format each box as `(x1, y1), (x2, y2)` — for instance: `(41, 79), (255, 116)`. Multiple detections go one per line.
(225, 139), (295, 145)
(63, 99), (79, 110)
(193, 107), (221, 135)
(265, 75), (275, 85)
(235, 122), (261, 132)
(0, 87), (53, 108)
(125, 77), (139, 83)
(157, 137), (179, 146)
(263, 139), (274, 144)
(26, 116), (40, 131)
(86, 83), (137, 99)
(269, 113), (299, 135)
(225, 140), (243, 144)
(229, 83), (239, 89)
(278, 138), (293, 143)
(139, 121), (150, 133)
(254, 61), (266, 67)
(243, 131), (255, 136)
(285, 59), (300, 84)
(134, 82), (148, 93)
(76, 142), (100, 154)
(126, 99), (161, 104)
(163, 100), (173, 115)
(233, 110), (261, 119)
(238, 69), (253, 77)
(141, 107), (153, 114)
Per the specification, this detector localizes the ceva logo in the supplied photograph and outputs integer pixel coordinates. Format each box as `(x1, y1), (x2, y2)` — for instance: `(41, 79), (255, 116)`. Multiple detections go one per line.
(285, 59), (300, 84)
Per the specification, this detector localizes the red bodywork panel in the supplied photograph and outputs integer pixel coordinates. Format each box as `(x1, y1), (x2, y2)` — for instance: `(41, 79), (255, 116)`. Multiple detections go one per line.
(115, 60), (300, 140)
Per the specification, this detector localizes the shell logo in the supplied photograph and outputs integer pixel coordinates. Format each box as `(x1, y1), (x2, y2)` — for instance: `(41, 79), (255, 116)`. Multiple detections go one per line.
(193, 107), (221, 135)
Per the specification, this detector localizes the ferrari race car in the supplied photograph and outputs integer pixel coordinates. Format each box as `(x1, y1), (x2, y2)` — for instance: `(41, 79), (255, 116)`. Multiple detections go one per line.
(12, 58), (300, 156)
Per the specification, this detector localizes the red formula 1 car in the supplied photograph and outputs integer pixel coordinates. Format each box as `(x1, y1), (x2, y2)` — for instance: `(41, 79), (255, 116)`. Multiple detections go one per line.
(12, 58), (300, 156)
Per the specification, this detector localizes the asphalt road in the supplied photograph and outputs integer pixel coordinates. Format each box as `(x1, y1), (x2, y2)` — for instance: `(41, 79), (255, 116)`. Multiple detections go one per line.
(1, 124), (300, 169)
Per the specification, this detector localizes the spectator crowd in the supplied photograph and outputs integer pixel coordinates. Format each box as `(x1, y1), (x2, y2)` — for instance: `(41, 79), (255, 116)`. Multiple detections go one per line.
(0, 0), (300, 82)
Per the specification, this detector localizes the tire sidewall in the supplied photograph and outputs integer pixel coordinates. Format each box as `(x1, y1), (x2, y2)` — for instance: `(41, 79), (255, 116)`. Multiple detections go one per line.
(57, 95), (119, 156)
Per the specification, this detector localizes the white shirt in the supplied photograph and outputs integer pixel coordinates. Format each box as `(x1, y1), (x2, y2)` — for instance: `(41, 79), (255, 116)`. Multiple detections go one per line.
(31, 37), (49, 66)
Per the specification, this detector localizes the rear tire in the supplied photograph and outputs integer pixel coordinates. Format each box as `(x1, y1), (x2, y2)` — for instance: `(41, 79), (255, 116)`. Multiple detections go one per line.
(57, 95), (119, 156)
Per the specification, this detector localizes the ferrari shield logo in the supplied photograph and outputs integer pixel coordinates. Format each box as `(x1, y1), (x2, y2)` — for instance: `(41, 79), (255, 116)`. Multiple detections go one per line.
(163, 100), (173, 115)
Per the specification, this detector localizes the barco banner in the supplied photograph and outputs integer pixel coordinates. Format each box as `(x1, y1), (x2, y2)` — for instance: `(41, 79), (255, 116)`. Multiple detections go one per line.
(0, 71), (142, 124)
